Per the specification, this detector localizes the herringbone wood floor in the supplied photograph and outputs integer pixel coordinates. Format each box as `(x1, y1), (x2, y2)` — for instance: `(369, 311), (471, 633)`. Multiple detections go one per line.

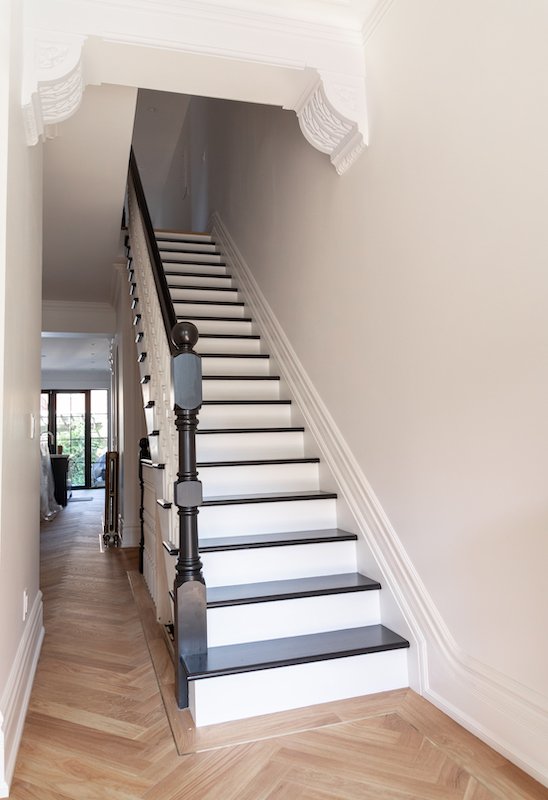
(8, 492), (546, 799)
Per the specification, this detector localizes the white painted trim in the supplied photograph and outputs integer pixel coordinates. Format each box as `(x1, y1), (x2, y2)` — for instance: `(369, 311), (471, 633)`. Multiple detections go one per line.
(0, 592), (44, 797)
(362, 0), (396, 44)
(118, 519), (140, 548)
(210, 212), (548, 788)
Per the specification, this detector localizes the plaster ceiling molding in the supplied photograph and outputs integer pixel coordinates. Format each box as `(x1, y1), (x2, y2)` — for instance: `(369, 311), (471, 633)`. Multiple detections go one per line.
(22, 31), (87, 146)
(295, 71), (368, 174)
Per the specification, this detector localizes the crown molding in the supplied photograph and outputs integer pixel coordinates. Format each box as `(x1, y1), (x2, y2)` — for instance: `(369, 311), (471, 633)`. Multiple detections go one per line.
(362, 0), (396, 44)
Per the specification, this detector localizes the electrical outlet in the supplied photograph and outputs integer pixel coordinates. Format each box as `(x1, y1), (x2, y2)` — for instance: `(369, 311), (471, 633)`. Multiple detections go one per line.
(23, 589), (29, 622)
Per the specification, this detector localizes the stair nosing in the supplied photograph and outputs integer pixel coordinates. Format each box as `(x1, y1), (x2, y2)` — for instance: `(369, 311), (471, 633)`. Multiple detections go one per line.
(177, 315), (252, 323)
(199, 353), (269, 360)
(173, 299), (245, 307)
(198, 426), (303, 435)
(199, 334), (260, 340)
(197, 457), (319, 467)
(168, 284), (237, 293)
(201, 400), (290, 405)
(202, 375), (280, 381)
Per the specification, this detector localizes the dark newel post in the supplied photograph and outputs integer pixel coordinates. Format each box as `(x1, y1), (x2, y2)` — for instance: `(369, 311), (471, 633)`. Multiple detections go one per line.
(171, 321), (207, 709)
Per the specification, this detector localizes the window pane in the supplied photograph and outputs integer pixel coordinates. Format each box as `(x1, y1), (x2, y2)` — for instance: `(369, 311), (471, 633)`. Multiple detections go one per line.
(91, 389), (108, 415)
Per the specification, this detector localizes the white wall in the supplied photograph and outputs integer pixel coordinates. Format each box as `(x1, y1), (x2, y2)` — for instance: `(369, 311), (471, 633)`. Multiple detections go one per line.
(132, 90), (191, 230)
(186, 0), (548, 782)
(41, 371), (111, 390)
(0, 1), (44, 793)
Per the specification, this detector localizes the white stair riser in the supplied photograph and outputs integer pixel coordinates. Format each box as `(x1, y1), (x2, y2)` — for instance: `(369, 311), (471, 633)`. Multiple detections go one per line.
(199, 460), (318, 494)
(140, 380), (152, 406)
(189, 648), (409, 726)
(202, 378), (280, 400)
(198, 497), (337, 537)
(160, 250), (222, 263)
(199, 403), (290, 428)
(201, 356), (270, 377)
(157, 239), (217, 251)
(196, 337), (261, 355)
(170, 287), (240, 303)
(165, 263), (228, 277)
(155, 231), (213, 243)
(197, 430), (304, 461)
(173, 301), (245, 318)
(201, 540), (357, 586)
(148, 435), (161, 463)
(207, 591), (380, 646)
(168, 274), (234, 289)
(188, 320), (253, 336)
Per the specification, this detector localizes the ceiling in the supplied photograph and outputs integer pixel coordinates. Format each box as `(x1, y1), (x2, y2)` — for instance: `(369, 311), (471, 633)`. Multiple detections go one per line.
(41, 334), (112, 373)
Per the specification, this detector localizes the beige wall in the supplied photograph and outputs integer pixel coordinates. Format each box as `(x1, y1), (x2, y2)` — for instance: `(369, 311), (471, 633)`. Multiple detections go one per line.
(0, 0), (44, 790)
(182, 0), (548, 757)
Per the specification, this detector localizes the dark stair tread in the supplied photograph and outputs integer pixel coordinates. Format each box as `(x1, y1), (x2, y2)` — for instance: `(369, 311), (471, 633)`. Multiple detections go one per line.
(206, 573), (381, 607)
(163, 528), (356, 557)
(173, 299), (244, 307)
(198, 334), (260, 340)
(199, 353), (269, 359)
(202, 375), (280, 381)
(198, 426), (303, 434)
(200, 529), (358, 551)
(201, 400), (290, 405)
(168, 284), (236, 292)
(177, 315), (252, 323)
(182, 625), (409, 680)
(202, 489), (336, 506)
(197, 457), (318, 467)
(164, 271), (232, 280)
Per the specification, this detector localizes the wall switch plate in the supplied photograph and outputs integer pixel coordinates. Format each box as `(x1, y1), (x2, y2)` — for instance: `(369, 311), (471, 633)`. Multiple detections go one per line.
(23, 589), (29, 622)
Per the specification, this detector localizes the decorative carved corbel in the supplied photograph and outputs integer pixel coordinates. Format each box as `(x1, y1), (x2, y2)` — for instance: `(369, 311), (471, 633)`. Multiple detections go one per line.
(22, 32), (86, 146)
(295, 71), (369, 175)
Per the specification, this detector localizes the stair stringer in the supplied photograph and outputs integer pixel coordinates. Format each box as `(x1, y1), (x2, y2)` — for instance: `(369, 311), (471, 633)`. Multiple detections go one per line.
(127, 181), (180, 622)
(210, 211), (421, 686)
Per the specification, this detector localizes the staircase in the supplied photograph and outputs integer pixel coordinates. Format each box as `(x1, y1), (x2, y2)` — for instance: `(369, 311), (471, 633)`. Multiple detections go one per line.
(128, 222), (410, 727)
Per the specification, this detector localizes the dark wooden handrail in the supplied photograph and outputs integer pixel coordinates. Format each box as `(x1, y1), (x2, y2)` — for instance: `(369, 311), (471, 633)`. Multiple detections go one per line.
(128, 147), (178, 354)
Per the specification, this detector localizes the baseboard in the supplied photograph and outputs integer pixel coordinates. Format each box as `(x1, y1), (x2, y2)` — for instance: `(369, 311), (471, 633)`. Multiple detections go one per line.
(210, 211), (548, 788)
(0, 592), (44, 797)
(118, 518), (141, 548)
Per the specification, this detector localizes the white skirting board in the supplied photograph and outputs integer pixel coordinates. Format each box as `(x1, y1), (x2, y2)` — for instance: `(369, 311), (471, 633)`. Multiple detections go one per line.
(118, 518), (141, 548)
(0, 592), (44, 797)
(210, 211), (548, 788)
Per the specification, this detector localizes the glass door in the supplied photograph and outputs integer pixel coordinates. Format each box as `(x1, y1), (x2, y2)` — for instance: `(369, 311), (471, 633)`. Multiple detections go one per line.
(55, 392), (87, 487)
(90, 390), (108, 488)
(41, 389), (109, 489)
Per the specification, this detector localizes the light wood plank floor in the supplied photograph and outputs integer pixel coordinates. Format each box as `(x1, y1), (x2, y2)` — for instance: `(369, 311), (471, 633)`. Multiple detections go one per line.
(8, 491), (546, 799)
